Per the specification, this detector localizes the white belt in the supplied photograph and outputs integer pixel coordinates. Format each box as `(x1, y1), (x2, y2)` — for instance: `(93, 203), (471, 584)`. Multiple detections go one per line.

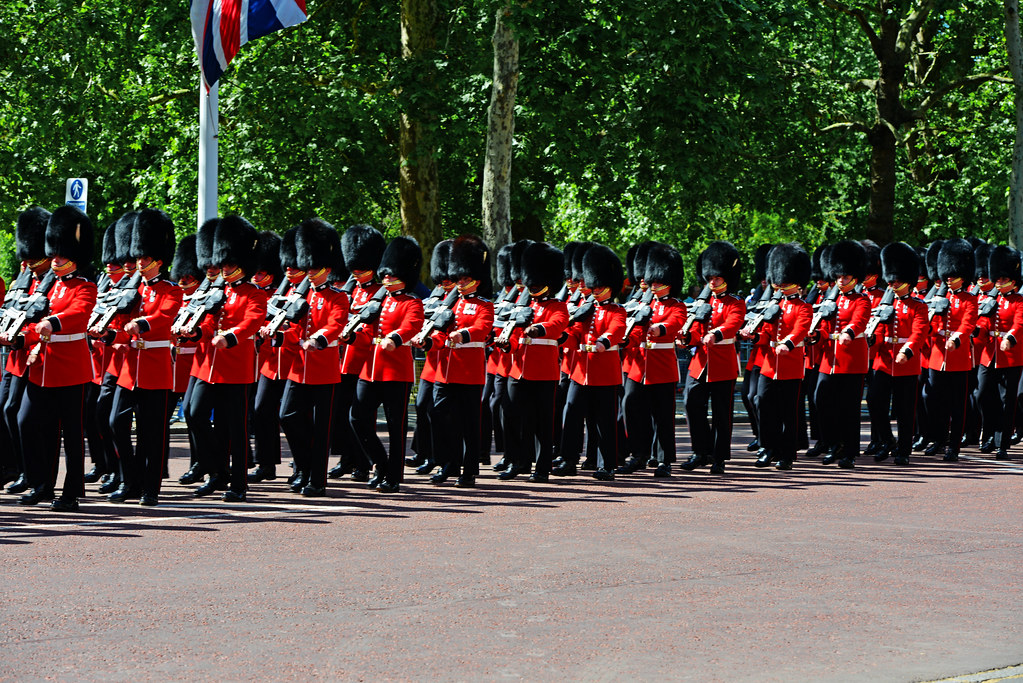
(830, 332), (865, 340)
(770, 340), (804, 348)
(522, 338), (558, 346)
(884, 337), (910, 344)
(711, 338), (735, 345)
(579, 344), (619, 352)
(130, 339), (172, 349)
(936, 329), (949, 337)
(447, 341), (484, 349)
(306, 339), (339, 348)
(47, 333), (86, 343)
(217, 330), (255, 340)
(644, 342), (675, 350)
(176, 347), (197, 355)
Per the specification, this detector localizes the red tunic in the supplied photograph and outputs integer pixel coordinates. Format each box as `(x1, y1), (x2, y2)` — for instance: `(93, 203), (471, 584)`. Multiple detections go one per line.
(360, 292), (425, 383)
(287, 284), (349, 385)
(24, 275), (98, 388)
(341, 282), (383, 377)
(564, 301), (627, 386)
(975, 291), (1023, 368)
(193, 282), (269, 385)
(432, 295), (494, 385)
(872, 295), (929, 377)
(5, 273), (40, 379)
(118, 278), (184, 391)
(926, 289), (978, 372)
(686, 293), (744, 383)
(624, 296), (687, 385)
(819, 291), (870, 375)
(760, 296), (812, 381)
(508, 298), (569, 382)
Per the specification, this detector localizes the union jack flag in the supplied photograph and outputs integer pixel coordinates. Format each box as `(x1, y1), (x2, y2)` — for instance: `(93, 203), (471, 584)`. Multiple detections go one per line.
(190, 0), (308, 89)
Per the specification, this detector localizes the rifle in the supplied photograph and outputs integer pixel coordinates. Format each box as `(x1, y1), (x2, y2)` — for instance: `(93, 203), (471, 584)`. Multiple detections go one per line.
(623, 287), (655, 339)
(262, 279), (311, 338)
(978, 293), (999, 318)
(171, 275), (226, 337)
(681, 284), (712, 336)
(339, 275), (357, 295)
(492, 287), (519, 332)
(568, 294), (596, 325)
(0, 270), (34, 336)
(0, 271), (57, 340)
(741, 288), (783, 337)
(411, 288), (459, 346)
(804, 282), (821, 306)
(740, 285), (774, 336)
(553, 281), (570, 302)
(808, 284), (840, 334)
(421, 285), (448, 319)
(864, 286), (896, 338)
(89, 271), (142, 333)
(341, 285), (387, 338)
(496, 286), (534, 345)
(927, 283), (950, 321)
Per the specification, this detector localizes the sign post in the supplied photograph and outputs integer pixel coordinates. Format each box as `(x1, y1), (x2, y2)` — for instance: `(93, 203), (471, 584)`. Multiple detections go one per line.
(65, 178), (88, 213)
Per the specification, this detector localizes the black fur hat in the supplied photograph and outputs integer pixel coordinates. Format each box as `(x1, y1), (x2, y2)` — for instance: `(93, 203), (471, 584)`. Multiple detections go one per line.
(861, 239), (881, 277)
(449, 235), (491, 285)
(753, 243), (773, 283)
(989, 245), (1022, 283)
(925, 240), (944, 282)
(975, 243), (993, 281)
(378, 235), (422, 290)
(825, 239), (866, 282)
(937, 238), (975, 283)
(113, 211), (138, 265)
(341, 224), (386, 274)
(496, 244), (514, 289)
(254, 231), (284, 285)
(809, 245), (827, 282)
(644, 243), (684, 297)
(563, 241), (580, 281)
(510, 240), (534, 284)
(967, 236), (986, 251)
(280, 227), (298, 270)
(700, 241), (742, 286)
(130, 209), (176, 271)
(766, 243), (810, 288)
(629, 241), (655, 285)
(296, 218), (343, 273)
(212, 215), (259, 275)
(572, 241), (596, 282)
(430, 239), (454, 285)
(522, 242), (564, 296)
(171, 234), (202, 284)
(196, 217), (220, 271)
(45, 205), (94, 265)
(16, 207), (50, 261)
(582, 244), (624, 294)
(881, 242), (919, 286)
(914, 247), (928, 278)
(101, 222), (119, 265)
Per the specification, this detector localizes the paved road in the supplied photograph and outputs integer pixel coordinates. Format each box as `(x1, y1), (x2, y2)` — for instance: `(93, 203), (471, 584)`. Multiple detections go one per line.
(2, 428), (1022, 682)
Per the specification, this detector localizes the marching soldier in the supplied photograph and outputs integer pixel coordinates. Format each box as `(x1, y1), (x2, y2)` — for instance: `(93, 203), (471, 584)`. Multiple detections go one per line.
(487, 244), (515, 473)
(860, 240), (886, 457)
(680, 241), (745, 474)
(803, 245), (830, 457)
(743, 243), (773, 456)
(971, 243), (997, 451)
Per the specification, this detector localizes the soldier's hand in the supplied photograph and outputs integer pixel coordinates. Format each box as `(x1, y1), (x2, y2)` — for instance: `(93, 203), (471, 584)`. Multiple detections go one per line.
(648, 325), (663, 338)
(896, 352), (909, 365)
(945, 338), (956, 351)
(1001, 339), (1012, 353)
(775, 344), (789, 355)
(379, 337), (396, 352)
(212, 334), (228, 349)
(838, 332), (853, 345)
(448, 330), (462, 343)
(35, 319), (53, 337)
(701, 333), (715, 345)
(124, 321), (141, 336)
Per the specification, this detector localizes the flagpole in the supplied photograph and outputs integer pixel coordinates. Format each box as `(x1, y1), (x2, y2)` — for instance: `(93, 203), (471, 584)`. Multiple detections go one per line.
(197, 78), (218, 228)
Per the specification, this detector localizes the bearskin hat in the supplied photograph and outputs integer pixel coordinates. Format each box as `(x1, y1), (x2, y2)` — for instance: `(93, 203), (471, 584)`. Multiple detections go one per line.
(643, 243), (684, 297)
(967, 236), (986, 251)
(881, 242), (919, 286)
(254, 231), (284, 285)
(341, 224), (386, 274)
(753, 243), (773, 284)
(171, 234), (202, 284)
(582, 244), (624, 294)
(809, 245), (827, 282)
(522, 242), (564, 296)
(112, 211), (138, 265)
(629, 241), (655, 285)
(16, 207), (50, 262)
(975, 242), (993, 281)
(572, 241), (596, 282)
(212, 215), (259, 275)
(937, 238), (975, 283)
(925, 240), (944, 282)
(700, 241), (742, 287)
(130, 208), (176, 271)
(989, 245), (1022, 283)
(766, 243), (810, 288)
(510, 240), (534, 284)
(563, 241), (580, 282)
(914, 247), (928, 278)
(825, 239), (866, 282)
(377, 235), (422, 289)
(296, 218), (343, 273)
(101, 222), (119, 265)
(861, 239), (881, 277)
(279, 227), (299, 271)
(196, 217), (220, 271)
(430, 239), (454, 285)
(496, 244), (514, 289)
(449, 235), (491, 287)
(45, 205), (94, 265)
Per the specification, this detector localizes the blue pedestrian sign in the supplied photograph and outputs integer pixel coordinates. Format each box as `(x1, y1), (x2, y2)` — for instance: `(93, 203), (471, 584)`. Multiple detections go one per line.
(65, 178), (88, 213)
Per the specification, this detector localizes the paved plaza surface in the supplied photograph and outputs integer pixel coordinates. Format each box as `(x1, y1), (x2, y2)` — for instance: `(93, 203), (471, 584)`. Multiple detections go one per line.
(2, 426), (1022, 682)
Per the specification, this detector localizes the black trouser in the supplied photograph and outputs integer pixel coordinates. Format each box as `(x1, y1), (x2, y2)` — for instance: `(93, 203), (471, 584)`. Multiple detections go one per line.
(964, 367), (981, 441)
(18, 382), (84, 497)
(977, 364), (1023, 450)
(742, 366), (761, 439)
(253, 374), (285, 467)
(553, 373), (570, 457)
(864, 369), (879, 443)
(331, 373), (369, 470)
(924, 369), (969, 448)
(280, 380), (335, 488)
(431, 382), (483, 477)
(91, 372), (120, 475)
(795, 374), (809, 449)
(868, 371), (917, 457)
(506, 377), (558, 475)
(182, 375), (205, 469)
(914, 369), (929, 439)
(187, 380), (250, 493)
(0, 369), (19, 476)
(684, 374), (734, 462)
(623, 378), (676, 465)
(489, 374), (509, 454)
(560, 381), (619, 471)
(804, 368), (820, 442)
(754, 374), (801, 462)
(480, 372), (496, 460)
(413, 377), (436, 461)
(83, 381), (104, 468)
(351, 379), (411, 484)
(866, 368), (896, 445)
(113, 386), (170, 495)
(815, 372), (865, 452)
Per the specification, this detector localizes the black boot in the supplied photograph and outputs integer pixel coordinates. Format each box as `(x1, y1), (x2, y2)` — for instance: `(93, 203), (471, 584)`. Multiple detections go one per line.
(754, 450), (776, 468)
(979, 437), (997, 454)
(746, 439), (759, 452)
(942, 446), (959, 462)
(613, 457), (644, 475)
(415, 458), (437, 475)
(863, 441), (879, 456)
(679, 454), (709, 471)
(923, 441), (944, 458)
(873, 442), (892, 463)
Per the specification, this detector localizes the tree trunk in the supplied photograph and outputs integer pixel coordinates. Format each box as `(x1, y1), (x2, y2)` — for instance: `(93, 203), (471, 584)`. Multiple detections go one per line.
(1006, 0), (1023, 247)
(399, 0), (441, 282)
(482, 5), (519, 261)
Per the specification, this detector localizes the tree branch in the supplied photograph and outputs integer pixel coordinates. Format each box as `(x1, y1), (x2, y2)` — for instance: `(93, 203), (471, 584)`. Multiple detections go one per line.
(820, 0), (883, 56)
(819, 120), (871, 134)
(911, 68), (1012, 117)
(896, 0), (936, 58)
(149, 89), (194, 106)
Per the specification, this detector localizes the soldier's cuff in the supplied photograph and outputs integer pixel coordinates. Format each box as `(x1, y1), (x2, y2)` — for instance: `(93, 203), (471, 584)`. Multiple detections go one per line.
(389, 332), (403, 347)
(901, 346), (913, 359)
(47, 316), (62, 332)
(1008, 334), (1017, 348)
(950, 333), (961, 349)
(842, 327), (856, 338)
(459, 329), (470, 344)
(312, 333), (329, 350)
(713, 330), (723, 342)
(653, 324), (666, 337)
(783, 339), (795, 351)
(101, 329), (116, 345)
(134, 318), (151, 334)
(223, 332), (239, 348)
(596, 337), (611, 350)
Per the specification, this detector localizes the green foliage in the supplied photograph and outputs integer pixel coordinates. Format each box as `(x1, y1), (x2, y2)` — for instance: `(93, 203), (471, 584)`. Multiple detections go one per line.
(0, 231), (17, 285)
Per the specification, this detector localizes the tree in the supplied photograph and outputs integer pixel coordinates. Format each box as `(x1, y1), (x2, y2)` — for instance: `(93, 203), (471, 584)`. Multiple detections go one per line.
(1007, 0), (1023, 247)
